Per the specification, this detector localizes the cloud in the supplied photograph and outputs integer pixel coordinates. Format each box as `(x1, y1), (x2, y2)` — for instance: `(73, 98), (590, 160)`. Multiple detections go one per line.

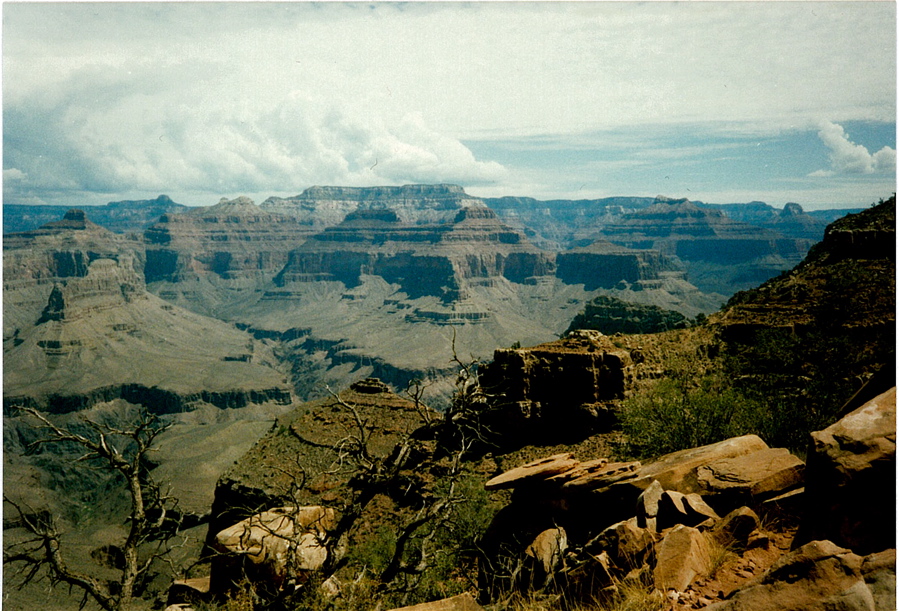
(810, 121), (896, 177)
(3, 76), (507, 205)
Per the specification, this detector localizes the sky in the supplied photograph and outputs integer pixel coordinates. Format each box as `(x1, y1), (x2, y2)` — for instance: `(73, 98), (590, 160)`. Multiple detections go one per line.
(2, 2), (896, 210)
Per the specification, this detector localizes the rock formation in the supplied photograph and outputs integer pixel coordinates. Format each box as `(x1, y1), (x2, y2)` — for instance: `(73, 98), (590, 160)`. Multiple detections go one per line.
(3, 195), (187, 235)
(566, 294), (690, 335)
(262, 183), (486, 226)
(717, 195), (895, 347)
(144, 196), (311, 283)
(3, 210), (292, 412)
(597, 196), (816, 295)
(207, 378), (434, 544)
(478, 330), (633, 446)
(796, 387), (896, 555)
(274, 205), (555, 301)
(555, 239), (681, 291)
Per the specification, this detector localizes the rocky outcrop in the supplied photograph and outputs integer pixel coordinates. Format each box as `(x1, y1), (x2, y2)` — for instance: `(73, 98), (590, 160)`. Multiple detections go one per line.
(3, 195), (187, 235)
(479, 331), (633, 446)
(210, 506), (335, 595)
(144, 197), (311, 283)
(207, 379), (434, 544)
(387, 592), (485, 611)
(556, 239), (681, 290)
(566, 294), (690, 335)
(719, 195), (895, 336)
(796, 387), (896, 555)
(274, 205), (555, 301)
(476, 437), (809, 604)
(262, 183), (486, 226)
(704, 540), (892, 611)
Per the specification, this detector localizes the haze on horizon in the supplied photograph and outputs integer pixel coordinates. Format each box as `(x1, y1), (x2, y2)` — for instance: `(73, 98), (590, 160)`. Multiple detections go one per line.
(3, 1), (896, 211)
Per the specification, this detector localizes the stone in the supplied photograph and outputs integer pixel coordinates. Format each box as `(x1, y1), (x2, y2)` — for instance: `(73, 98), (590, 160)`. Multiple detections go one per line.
(484, 453), (579, 490)
(623, 435), (771, 496)
(478, 338), (633, 448)
(862, 549), (896, 611)
(711, 507), (761, 548)
(653, 525), (712, 593)
(696, 447), (805, 502)
(588, 517), (654, 569)
(797, 387), (896, 555)
(703, 540), (877, 611)
(547, 457), (609, 483)
(210, 506), (335, 593)
(557, 460), (641, 491)
(523, 527), (568, 588)
(636, 479), (665, 531)
(387, 592), (485, 611)
(656, 490), (719, 530)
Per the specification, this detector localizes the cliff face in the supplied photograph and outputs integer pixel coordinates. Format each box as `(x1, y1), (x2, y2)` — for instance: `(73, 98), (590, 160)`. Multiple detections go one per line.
(479, 331), (635, 447)
(275, 205), (556, 301)
(262, 183), (485, 226)
(594, 197), (816, 295)
(144, 197), (312, 283)
(598, 197), (813, 262)
(556, 239), (681, 290)
(4, 210), (293, 412)
(485, 195), (657, 250)
(718, 196), (896, 335)
(3, 195), (188, 235)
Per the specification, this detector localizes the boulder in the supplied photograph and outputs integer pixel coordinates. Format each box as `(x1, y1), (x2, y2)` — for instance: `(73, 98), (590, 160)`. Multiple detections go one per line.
(210, 506), (335, 594)
(653, 525), (712, 592)
(635, 479), (664, 531)
(587, 517), (654, 569)
(387, 592), (484, 611)
(797, 387), (895, 554)
(557, 460), (641, 492)
(710, 506), (761, 548)
(484, 453), (579, 490)
(523, 527), (568, 589)
(696, 447), (805, 503)
(621, 435), (771, 496)
(546, 457), (609, 484)
(656, 490), (719, 530)
(862, 549), (896, 611)
(703, 540), (880, 611)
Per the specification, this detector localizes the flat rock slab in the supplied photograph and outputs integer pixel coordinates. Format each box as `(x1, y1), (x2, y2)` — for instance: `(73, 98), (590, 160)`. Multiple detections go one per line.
(696, 447), (805, 500)
(624, 434), (771, 495)
(558, 460), (641, 491)
(388, 592), (484, 611)
(485, 453), (579, 490)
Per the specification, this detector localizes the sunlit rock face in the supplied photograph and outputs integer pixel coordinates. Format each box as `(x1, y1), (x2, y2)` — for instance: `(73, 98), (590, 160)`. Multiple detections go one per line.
(144, 197), (312, 283)
(275, 204), (556, 301)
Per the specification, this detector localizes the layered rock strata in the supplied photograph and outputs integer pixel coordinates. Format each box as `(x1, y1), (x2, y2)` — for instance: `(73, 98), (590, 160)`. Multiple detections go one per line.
(478, 330), (633, 446)
(598, 196), (813, 264)
(261, 183), (485, 226)
(144, 197), (310, 283)
(4, 210), (292, 412)
(274, 206), (555, 301)
(555, 239), (681, 291)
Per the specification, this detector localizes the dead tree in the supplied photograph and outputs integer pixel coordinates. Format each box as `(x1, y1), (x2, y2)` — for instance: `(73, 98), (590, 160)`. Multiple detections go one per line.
(4, 407), (183, 611)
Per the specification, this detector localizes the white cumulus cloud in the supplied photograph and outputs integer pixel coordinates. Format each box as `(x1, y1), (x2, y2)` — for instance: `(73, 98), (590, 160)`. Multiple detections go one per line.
(810, 121), (896, 177)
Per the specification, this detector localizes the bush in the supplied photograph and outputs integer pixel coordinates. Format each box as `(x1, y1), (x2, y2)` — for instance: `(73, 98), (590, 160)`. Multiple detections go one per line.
(619, 368), (768, 458)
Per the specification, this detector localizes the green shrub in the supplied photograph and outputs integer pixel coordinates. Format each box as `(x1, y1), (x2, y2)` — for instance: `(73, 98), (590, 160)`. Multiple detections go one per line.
(619, 370), (767, 458)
